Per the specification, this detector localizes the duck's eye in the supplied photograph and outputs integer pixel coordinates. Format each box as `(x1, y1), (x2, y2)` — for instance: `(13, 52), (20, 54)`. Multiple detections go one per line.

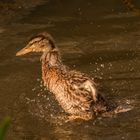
(40, 44), (45, 48)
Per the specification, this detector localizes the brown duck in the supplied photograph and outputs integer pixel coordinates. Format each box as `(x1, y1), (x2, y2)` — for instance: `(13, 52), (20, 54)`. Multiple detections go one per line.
(16, 32), (131, 121)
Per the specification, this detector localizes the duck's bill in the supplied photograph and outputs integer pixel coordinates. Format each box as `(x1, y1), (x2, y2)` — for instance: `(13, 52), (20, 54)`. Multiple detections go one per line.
(16, 46), (32, 56)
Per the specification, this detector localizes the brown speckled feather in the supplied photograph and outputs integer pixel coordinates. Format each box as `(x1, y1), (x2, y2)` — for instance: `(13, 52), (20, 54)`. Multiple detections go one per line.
(41, 50), (106, 119)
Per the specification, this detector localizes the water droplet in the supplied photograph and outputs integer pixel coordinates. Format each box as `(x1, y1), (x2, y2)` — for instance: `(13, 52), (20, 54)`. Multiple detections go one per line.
(109, 76), (112, 79)
(97, 67), (100, 71)
(100, 64), (105, 68)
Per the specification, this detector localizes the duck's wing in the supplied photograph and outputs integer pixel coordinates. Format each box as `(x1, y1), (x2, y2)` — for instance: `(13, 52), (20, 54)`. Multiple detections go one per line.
(69, 71), (98, 103)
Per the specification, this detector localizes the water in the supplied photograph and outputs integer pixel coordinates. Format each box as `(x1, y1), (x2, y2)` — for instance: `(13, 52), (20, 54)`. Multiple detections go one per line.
(0, 0), (140, 140)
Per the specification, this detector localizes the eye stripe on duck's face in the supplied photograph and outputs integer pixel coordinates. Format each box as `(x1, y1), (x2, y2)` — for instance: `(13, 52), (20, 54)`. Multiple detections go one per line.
(28, 33), (55, 49)
(29, 37), (43, 46)
(35, 35), (55, 49)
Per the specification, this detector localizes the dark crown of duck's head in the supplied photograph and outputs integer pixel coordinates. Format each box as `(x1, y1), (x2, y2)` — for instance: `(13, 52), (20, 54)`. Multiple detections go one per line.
(16, 32), (55, 56)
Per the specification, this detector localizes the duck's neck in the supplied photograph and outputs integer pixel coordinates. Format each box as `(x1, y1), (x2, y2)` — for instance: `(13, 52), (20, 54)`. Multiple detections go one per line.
(41, 49), (64, 87)
(41, 49), (62, 68)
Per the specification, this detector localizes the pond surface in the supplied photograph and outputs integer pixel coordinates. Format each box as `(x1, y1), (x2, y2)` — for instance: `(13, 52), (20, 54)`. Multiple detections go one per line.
(0, 0), (140, 140)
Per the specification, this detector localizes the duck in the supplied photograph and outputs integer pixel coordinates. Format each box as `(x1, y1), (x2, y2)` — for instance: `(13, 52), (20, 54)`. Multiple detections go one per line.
(16, 32), (130, 121)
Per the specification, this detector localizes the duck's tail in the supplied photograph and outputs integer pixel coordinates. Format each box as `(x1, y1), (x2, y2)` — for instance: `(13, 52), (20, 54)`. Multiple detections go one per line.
(101, 105), (133, 117)
(93, 93), (133, 117)
(112, 105), (132, 114)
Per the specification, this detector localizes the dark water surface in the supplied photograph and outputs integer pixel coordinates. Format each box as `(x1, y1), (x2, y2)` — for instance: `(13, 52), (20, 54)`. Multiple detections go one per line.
(0, 0), (140, 140)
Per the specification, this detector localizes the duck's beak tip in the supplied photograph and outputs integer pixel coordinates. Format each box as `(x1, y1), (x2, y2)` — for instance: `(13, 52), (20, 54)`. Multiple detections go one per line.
(16, 47), (31, 56)
(16, 50), (25, 56)
(16, 52), (21, 56)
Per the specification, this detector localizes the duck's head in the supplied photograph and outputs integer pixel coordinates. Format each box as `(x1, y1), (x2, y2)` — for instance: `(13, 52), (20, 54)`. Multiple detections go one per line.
(16, 32), (55, 56)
